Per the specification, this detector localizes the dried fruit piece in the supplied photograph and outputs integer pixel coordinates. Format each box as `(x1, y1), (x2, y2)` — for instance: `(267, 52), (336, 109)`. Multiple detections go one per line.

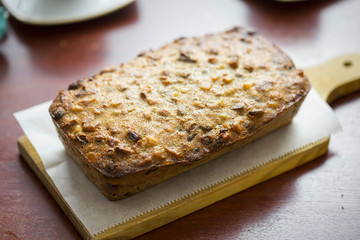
(201, 135), (213, 145)
(248, 109), (264, 118)
(243, 83), (251, 90)
(187, 133), (197, 142)
(76, 133), (88, 144)
(127, 131), (140, 142)
(178, 52), (197, 63)
(228, 56), (239, 69)
(146, 136), (158, 146)
(200, 82), (212, 91)
(68, 80), (83, 90)
(231, 103), (245, 111)
(199, 125), (212, 132)
(208, 57), (218, 64)
(52, 108), (65, 120)
(71, 105), (83, 112)
(115, 144), (133, 154)
(222, 76), (234, 84)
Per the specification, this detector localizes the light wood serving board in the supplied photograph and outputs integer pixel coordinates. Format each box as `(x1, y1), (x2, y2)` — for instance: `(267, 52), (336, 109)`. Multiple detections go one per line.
(17, 54), (360, 240)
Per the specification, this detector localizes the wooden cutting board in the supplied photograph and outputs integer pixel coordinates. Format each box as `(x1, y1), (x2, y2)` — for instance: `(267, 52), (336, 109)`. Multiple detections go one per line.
(17, 54), (360, 240)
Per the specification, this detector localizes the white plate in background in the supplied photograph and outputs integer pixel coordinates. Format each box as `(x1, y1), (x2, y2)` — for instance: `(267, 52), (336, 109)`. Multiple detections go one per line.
(2, 0), (135, 25)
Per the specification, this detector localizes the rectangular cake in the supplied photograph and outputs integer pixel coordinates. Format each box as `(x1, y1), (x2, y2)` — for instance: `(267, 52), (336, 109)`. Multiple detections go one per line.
(49, 27), (310, 200)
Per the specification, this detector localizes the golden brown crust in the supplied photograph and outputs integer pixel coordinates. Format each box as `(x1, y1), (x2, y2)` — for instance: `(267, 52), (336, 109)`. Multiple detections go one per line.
(49, 27), (310, 200)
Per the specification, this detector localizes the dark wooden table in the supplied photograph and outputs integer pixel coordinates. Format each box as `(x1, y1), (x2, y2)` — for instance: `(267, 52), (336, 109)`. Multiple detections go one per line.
(1, 0), (359, 239)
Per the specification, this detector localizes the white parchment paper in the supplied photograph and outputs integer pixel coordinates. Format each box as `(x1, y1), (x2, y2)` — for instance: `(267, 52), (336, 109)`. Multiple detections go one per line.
(14, 89), (340, 236)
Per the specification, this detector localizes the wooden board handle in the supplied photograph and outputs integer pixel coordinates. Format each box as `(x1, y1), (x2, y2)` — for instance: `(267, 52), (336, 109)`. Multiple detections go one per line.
(304, 54), (360, 104)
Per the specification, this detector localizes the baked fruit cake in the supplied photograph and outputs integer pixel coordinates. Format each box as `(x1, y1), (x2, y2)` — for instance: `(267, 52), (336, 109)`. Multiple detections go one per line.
(49, 27), (310, 200)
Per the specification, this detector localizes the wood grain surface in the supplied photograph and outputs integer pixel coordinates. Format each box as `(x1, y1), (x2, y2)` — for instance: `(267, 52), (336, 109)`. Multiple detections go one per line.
(1, 0), (359, 239)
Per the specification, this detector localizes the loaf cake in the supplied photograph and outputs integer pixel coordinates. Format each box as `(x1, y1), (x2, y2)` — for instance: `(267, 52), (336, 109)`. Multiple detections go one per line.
(49, 27), (310, 200)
